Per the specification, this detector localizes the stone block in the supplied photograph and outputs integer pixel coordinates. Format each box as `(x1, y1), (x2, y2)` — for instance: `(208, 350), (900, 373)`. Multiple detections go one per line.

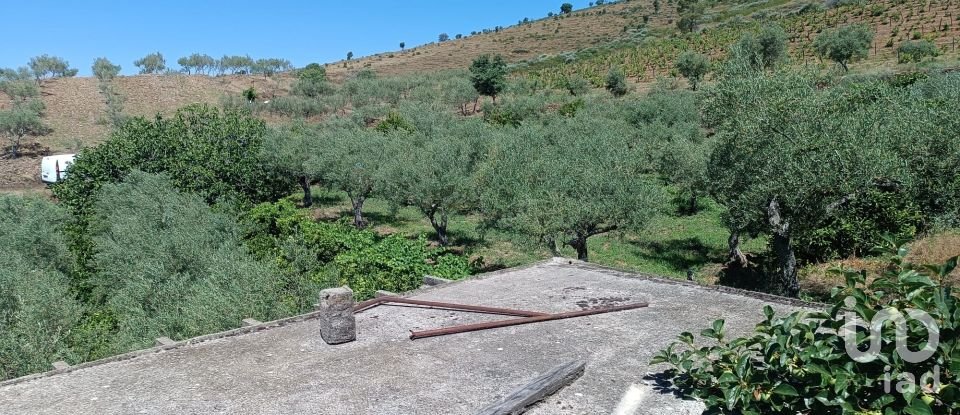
(318, 286), (356, 345)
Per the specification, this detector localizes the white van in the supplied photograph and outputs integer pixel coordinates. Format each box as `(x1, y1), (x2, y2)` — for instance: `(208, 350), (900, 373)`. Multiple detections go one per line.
(40, 154), (76, 184)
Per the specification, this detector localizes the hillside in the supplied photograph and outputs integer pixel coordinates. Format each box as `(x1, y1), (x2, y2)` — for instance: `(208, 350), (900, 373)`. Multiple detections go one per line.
(3, 0), (960, 190)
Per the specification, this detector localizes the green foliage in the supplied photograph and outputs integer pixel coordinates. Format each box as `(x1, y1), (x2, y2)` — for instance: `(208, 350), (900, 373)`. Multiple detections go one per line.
(292, 63), (334, 98)
(91, 57), (121, 81)
(133, 52), (166, 74)
(218, 55), (254, 74)
(560, 2), (573, 14)
(82, 172), (291, 356)
(605, 66), (629, 97)
(375, 111), (415, 134)
(898, 40), (940, 64)
(0, 67), (39, 102)
(177, 53), (217, 74)
(558, 98), (585, 117)
(0, 195), (83, 380)
(469, 54), (508, 100)
(676, 51), (710, 90)
(251, 58), (292, 77)
(732, 24), (788, 71)
(242, 199), (471, 300)
(380, 119), (486, 245)
(28, 54), (78, 81)
(53, 104), (293, 285)
(563, 74), (590, 96)
(243, 86), (258, 103)
(0, 99), (51, 158)
(813, 25), (875, 72)
(705, 71), (902, 295)
(796, 186), (923, 261)
(652, 246), (960, 414)
(478, 107), (664, 261)
(305, 127), (392, 228)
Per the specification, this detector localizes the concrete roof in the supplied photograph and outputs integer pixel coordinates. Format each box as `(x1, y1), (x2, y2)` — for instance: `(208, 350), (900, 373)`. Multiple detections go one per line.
(0, 258), (816, 415)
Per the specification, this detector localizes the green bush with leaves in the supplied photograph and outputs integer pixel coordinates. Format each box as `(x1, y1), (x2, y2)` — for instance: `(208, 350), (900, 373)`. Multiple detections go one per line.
(53, 104), (293, 289)
(80, 172), (292, 357)
(0, 195), (83, 380)
(241, 199), (471, 300)
(898, 40), (940, 64)
(652, 244), (959, 414)
(814, 25), (874, 72)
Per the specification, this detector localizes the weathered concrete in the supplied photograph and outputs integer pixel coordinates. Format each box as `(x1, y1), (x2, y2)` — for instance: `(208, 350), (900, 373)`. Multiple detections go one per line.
(241, 318), (262, 327)
(318, 286), (356, 345)
(50, 361), (70, 371)
(0, 259), (812, 415)
(154, 337), (175, 347)
(423, 274), (453, 286)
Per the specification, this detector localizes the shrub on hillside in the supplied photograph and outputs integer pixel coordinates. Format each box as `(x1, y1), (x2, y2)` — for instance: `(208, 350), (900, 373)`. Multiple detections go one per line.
(898, 40), (940, 63)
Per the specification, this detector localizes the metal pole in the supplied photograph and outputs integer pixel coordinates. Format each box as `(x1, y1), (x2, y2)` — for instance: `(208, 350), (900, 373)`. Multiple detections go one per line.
(409, 302), (649, 340)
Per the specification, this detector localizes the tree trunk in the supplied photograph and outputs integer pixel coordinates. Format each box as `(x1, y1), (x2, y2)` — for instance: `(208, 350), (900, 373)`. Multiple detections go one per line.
(688, 193), (698, 214)
(427, 206), (450, 246)
(350, 195), (366, 229)
(298, 176), (313, 207)
(727, 231), (748, 266)
(767, 198), (799, 298)
(568, 235), (589, 262)
(544, 235), (560, 257)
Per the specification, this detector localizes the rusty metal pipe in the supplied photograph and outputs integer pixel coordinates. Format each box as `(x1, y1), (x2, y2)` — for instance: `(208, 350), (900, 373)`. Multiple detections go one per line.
(353, 297), (389, 313)
(409, 302), (649, 340)
(376, 297), (548, 317)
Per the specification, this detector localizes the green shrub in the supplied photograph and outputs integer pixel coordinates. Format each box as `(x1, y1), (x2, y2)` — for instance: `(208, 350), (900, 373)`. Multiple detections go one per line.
(0, 195), (83, 380)
(242, 199), (472, 300)
(82, 172), (292, 357)
(558, 98), (585, 117)
(898, 40), (940, 63)
(267, 95), (328, 117)
(795, 186), (924, 262)
(653, 244), (960, 414)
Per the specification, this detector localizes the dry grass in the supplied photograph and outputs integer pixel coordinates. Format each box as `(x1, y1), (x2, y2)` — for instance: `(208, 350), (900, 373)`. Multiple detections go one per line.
(324, 1), (668, 79)
(800, 231), (960, 296)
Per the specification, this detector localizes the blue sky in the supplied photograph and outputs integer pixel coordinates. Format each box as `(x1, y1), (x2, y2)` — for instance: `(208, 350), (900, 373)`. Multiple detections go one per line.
(2, 0), (583, 76)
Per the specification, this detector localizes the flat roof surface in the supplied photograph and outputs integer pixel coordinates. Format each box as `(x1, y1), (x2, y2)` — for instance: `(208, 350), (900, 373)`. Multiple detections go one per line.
(0, 258), (811, 415)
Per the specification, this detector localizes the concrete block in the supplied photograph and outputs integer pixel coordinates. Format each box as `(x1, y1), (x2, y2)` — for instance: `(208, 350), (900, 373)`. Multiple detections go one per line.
(423, 274), (452, 286)
(155, 337), (175, 347)
(241, 318), (262, 327)
(318, 286), (356, 345)
(51, 361), (70, 370)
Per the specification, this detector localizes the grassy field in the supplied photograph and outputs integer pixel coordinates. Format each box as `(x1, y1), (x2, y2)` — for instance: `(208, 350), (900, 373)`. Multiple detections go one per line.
(305, 187), (766, 282)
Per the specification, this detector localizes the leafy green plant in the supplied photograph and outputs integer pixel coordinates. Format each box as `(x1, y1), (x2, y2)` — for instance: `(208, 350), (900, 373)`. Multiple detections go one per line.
(652, 243), (959, 414)
(898, 40), (940, 63)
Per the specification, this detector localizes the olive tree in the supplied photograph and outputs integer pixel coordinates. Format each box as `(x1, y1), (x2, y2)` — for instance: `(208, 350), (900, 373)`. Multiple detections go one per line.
(731, 24), (788, 71)
(134, 52), (166, 74)
(469, 54), (507, 102)
(704, 71), (902, 297)
(813, 25), (874, 72)
(605, 66), (629, 97)
(261, 123), (321, 206)
(560, 3), (573, 14)
(304, 128), (391, 228)
(0, 67), (39, 102)
(28, 55), (78, 82)
(676, 51), (710, 90)
(91, 57), (121, 81)
(380, 121), (485, 245)
(0, 100), (51, 158)
(478, 113), (664, 261)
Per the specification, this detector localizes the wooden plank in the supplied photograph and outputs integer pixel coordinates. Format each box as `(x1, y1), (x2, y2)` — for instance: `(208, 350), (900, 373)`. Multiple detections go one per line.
(475, 360), (586, 415)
